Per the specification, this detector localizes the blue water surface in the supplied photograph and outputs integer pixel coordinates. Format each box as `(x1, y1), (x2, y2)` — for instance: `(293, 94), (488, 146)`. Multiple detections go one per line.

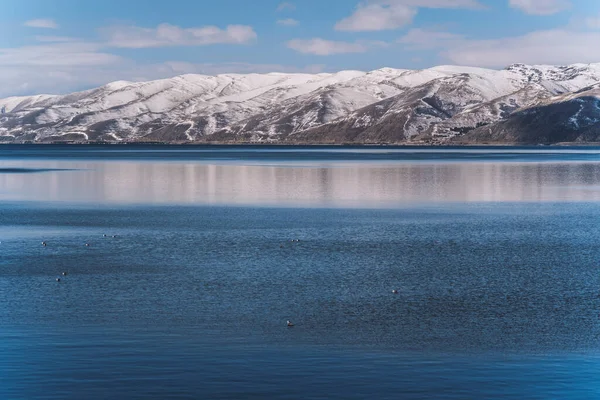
(1, 146), (600, 399)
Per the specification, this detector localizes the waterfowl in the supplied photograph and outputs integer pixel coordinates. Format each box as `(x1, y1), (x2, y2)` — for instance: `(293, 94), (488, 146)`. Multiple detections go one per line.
(56, 278), (61, 282)
(287, 320), (294, 327)
(392, 290), (399, 294)
(62, 272), (68, 276)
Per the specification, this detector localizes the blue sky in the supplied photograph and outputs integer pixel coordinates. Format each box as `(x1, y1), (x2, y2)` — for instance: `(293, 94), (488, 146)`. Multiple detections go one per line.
(0, 0), (598, 97)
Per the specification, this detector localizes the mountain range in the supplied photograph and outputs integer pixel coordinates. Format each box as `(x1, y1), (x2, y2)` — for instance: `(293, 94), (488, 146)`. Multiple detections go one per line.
(1, 63), (599, 144)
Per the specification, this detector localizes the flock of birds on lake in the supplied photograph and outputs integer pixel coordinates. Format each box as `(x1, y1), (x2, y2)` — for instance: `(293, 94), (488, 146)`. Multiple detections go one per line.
(36, 234), (401, 328)
(42, 235), (118, 282)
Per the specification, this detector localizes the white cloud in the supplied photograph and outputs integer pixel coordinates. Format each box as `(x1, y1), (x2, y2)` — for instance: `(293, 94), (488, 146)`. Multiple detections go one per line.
(104, 23), (257, 48)
(392, 0), (481, 5)
(0, 58), (325, 98)
(386, 0), (482, 7)
(0, 42), (121, 67)
(277, 18), (299, 26)
(24, 19), (59, 29)
(287, 38), (368, 55)
(34, 36), (78, 43)
(0, 39), (326, 97)
(157, 61), (325, 76)
(586, 15), (600, 29)
(277, 2), (296, 12)
(398, 28), (465, 49)
(0, 41), (123, 96)
(508, 0), (571, 15)
(441, 29), (600, 67)
(335, 0), (482, 32)
(398, 25), (600, 68)
(1, 18), (340, 97)
(335, 3), (416, 31)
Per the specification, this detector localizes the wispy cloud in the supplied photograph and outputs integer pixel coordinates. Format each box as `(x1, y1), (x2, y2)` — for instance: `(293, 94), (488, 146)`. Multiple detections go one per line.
(0, 39), (123, 96)
(277, 2), (296, 12)
(158, 61), (325, 76)
(398, 28), (465, 49)
(24, 19), (59, 29)
(34, 36), (78, 43)
(0, 42), (121, 67)
(441, 28), (600, 67)
(585, 14), (600, 29)
(0, 21), (264, 97)
(335, 3), (416, 32)
(277, 18), (300, 27)
(0, 46), (325, 98)
(397, 23), (600, 68)
(287, 38), (368, 55)
(508, 0), (571, 15)
(389, 0), (482, 6)
(335, 0), (482, 32)
(103, 23), (257, 48)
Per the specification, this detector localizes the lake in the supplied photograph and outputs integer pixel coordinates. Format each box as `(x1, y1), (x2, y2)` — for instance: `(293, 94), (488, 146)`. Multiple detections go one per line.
(1, 145), (600, 399)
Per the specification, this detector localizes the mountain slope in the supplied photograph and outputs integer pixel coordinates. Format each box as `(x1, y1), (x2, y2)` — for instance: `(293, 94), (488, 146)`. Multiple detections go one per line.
(454, 85), (600, 144)
(1, 62), (600, 144)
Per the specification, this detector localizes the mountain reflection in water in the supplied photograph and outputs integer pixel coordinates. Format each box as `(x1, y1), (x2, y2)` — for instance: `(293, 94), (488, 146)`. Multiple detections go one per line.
(2, 160), (600, 206)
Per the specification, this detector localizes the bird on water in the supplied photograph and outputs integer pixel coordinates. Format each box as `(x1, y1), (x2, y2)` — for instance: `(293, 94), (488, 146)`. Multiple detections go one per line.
(287, 320), (294, 327)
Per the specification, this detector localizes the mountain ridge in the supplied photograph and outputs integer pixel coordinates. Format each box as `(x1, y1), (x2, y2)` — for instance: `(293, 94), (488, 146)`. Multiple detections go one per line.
(1, 63), (600, 144)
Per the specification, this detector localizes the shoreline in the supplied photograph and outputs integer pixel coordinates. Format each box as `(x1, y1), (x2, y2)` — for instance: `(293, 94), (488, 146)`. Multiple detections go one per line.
(2, 141), (600, 147)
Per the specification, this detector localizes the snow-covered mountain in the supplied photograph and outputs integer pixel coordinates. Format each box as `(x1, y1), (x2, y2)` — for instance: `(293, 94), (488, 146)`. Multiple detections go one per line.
(455, 84), (600, 144)
(1, 63), (600, 144)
